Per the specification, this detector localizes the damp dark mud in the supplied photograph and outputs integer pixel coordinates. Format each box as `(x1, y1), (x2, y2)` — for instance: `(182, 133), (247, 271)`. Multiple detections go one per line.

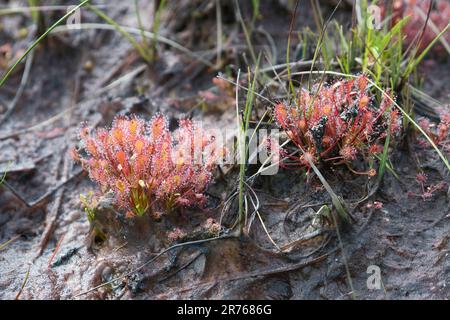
(0, 0), (448, 300)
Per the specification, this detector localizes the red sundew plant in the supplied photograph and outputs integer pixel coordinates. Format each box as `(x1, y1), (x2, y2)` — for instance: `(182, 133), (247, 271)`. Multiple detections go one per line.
(408, 172), (447, 200)
(72, 115), (225, 218)
(274, 75), (401, 172)
(385, 0), (450, 54)
(417, 112), (450, 153)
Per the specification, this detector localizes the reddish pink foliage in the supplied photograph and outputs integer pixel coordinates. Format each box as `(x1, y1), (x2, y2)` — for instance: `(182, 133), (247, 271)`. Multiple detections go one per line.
(384, 0), (450, 54)
(274, 75), (400, 168)
(73, 115), (225, 216)
(373, 201), (383, 210)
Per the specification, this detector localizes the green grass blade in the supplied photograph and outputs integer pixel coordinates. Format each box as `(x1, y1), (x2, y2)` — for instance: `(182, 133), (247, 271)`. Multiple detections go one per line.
(87, 4), (151, 62)
(151, 0), (167, 59)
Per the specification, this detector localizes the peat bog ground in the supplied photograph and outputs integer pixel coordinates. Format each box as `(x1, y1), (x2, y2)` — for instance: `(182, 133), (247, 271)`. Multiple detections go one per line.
(0, 0), (449, 299)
